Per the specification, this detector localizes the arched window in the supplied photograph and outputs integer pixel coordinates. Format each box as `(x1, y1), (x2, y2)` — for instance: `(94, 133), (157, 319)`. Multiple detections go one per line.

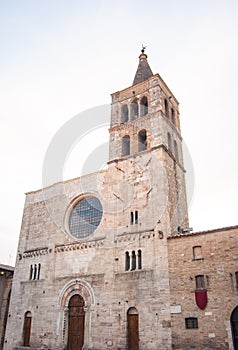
(171, 108), (175, 124)
(121, 104), (129, 123)
(131, 251), (136, 270)
(164, 99), (169, 118)
(23, 311), (32, 346)
(140, 96), (148, 117)
(130, 211), (138, 225)
(29, 264), (41, 280)
(125, 252), (130, 271)
(167, 132), (172, 149)
(130, 212), (134, 225)
(138, 250), (142, 270)
(125, 249), (142, 271)
(122, 136), (130, 157)
(138, 130), (147, 152)
(130, 99), (138, 121)
(33, 264), (37, 280)
(174, 140), (179, 161)
(135, 211), (138, 224)
(37, 263), (41, 279)
(29, 265), (33, 280)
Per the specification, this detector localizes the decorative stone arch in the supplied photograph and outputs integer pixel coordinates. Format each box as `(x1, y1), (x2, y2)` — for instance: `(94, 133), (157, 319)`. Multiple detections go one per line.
(58, 279), (95, 349)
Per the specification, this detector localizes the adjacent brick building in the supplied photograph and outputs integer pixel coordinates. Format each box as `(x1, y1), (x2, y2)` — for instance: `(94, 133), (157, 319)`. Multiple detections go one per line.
(168, 226), (238, 350)
(3, 51), (238, 350)
(0, 264), (14, 350)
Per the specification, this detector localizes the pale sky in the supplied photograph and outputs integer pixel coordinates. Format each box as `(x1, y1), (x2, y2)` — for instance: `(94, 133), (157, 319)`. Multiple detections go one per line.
(0, 0), (237, 266)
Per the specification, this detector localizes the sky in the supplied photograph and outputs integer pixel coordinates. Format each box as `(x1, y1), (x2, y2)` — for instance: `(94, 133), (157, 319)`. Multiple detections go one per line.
(0, 0), (238, 266)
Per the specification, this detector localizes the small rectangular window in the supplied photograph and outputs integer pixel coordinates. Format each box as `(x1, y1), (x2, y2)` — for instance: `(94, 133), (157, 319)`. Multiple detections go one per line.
(195, 275), (206, 290)
(185, 317), (198, 329)
(193, 246), (203, 260)
(235, 271), (238, 288)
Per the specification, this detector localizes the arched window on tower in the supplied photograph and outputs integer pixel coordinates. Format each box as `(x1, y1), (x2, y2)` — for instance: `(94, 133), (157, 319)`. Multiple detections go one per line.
(174, 140), (179, 161)
(138, 130), (147, 152)
(171, 108), (175, 124)
(130, 99), (138, 121)
(167, 132), (172, 150)
(122, 136), (130, 157)
(140, 96), (148, 117)
(131, 251), (136, 270)
(121, 104), (129, 123)
(125, 251), (130, 271)
(164, 99), (169, 118)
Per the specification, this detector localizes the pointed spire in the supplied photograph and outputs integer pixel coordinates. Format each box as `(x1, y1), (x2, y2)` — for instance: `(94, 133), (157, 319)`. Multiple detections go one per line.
(133, 46), (153, 85)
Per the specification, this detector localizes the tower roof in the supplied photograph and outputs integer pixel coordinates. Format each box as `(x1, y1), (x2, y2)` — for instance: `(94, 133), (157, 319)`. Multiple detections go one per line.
(132, 48), (153, 85)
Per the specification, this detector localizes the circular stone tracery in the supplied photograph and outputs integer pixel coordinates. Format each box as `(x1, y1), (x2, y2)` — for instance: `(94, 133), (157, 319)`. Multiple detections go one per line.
(69, 196), (103, 239)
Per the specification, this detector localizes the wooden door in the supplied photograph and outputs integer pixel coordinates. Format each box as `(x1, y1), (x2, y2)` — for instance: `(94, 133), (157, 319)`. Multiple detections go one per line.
(67, 295), (85, 350)
(127, 308), (139, 350)
(231, 307), (238, 350)
(23, 312), (32, 346)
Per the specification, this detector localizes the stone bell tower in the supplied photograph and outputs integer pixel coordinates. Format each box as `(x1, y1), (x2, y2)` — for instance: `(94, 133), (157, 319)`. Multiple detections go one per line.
(108, 48), (189, 235)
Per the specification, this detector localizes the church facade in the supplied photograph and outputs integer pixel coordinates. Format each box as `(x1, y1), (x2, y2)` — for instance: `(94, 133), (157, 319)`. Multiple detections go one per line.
(3, 51), (238, 350)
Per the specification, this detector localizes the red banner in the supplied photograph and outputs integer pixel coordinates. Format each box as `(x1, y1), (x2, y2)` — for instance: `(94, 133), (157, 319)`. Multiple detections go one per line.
(195, 290), (208, 310)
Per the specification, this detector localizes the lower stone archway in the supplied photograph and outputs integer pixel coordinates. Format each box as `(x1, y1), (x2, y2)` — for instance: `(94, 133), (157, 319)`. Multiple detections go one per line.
(58, 279), (95, 350)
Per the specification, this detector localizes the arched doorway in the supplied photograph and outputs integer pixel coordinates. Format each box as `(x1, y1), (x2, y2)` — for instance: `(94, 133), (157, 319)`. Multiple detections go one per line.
(127, 307), (139, 350)
(231, 306), (238, 350)
(23, 311), (32, 346)
(67, 294), (85, 350)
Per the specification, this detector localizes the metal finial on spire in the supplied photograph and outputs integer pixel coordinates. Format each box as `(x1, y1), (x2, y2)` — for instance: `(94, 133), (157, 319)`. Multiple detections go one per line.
(141, 44), (146, 54)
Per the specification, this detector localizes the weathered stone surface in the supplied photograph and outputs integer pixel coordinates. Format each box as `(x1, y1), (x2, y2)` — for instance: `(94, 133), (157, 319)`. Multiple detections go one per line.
(3, 53), (237, 350)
